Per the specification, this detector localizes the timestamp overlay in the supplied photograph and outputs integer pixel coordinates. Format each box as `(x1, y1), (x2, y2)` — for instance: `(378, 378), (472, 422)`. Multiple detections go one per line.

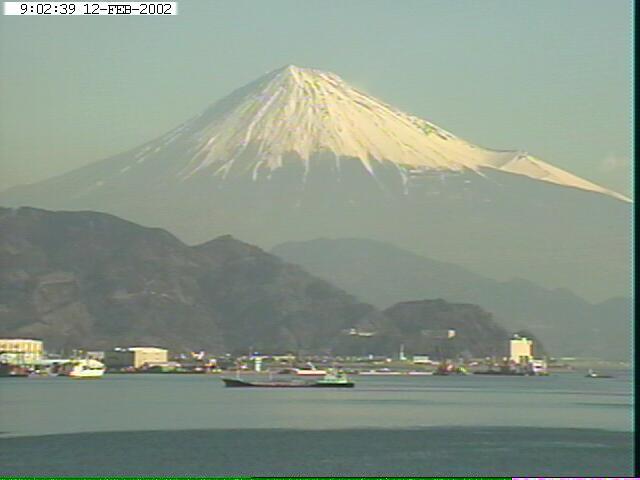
(4, 2), (177, 15)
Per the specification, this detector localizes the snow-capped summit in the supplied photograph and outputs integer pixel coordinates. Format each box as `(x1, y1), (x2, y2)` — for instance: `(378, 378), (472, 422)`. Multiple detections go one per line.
(0, 65), (630, 301)
(136, 64), (626, 201)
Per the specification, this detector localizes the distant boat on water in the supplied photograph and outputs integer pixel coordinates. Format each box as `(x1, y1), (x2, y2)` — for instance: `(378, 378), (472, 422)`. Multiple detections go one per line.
(585, 369), (613, 379)
(222, 371), (354, 388)
(0, 363), (29, 377)
(433, 361), (469, 376)
(68, 359), (106, 379)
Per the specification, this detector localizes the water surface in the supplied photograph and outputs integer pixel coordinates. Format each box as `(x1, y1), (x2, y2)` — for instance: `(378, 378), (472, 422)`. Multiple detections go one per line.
(0, 371), (633, 475)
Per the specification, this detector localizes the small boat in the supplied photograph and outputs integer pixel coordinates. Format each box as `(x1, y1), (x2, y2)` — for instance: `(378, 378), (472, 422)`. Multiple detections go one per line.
(68, 359), (106, 379)
(585, 369), (613, 379)
(433, 362), (469, 376)
(222, 371), (354, 388)
(0, 363), (29, 377)
(313, 371), (354, 387)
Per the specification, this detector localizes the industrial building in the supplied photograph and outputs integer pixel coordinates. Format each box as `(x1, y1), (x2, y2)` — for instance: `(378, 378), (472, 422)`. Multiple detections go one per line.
(104, 346), (169, 369)
(510, 335), (533, 364)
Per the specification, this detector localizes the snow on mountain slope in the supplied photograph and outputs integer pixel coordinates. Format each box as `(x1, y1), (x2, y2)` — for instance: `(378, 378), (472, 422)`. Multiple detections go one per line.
(0, 65), (629, 301)
(131, 64), (626, 201)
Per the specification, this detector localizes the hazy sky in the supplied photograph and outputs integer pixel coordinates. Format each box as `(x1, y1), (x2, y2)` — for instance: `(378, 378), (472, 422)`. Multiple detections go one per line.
(0, 0), (632, 194)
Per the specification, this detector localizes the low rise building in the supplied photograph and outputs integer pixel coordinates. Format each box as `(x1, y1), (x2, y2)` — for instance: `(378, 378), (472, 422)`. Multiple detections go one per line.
(104, 346), (169, 369)
(0, 338), (43, 364)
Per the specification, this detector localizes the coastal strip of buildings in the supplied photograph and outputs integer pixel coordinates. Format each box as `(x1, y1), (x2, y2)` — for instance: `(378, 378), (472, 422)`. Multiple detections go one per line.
(0, 332), (555, 377)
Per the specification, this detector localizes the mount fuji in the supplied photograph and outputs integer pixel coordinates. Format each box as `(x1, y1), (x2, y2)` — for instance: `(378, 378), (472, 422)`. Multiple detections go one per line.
(1, 65), (631, 299)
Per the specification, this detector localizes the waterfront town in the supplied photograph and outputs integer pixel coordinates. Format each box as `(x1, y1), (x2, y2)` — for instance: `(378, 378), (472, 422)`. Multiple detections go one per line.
(0, 335), (556, 378)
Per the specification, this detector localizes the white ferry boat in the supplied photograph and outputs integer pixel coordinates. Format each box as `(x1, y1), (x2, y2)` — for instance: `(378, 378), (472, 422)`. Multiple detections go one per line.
(68, 359), (106, 379)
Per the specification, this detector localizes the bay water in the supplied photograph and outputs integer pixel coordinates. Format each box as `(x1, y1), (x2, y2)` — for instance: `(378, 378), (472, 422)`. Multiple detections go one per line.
(0, 370), (633, 476)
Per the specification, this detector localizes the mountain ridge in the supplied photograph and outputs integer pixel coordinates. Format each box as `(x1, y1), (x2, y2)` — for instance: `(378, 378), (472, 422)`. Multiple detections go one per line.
(271, 237), (631, 360)
(0, 206), (377, 353)
(1, 206), (525, 359)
